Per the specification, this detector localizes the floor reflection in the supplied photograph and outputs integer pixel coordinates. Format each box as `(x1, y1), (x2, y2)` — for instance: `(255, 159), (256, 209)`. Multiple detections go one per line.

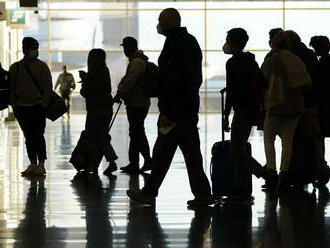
(13, 177), (67, 248)
(0, 114), (329, 247)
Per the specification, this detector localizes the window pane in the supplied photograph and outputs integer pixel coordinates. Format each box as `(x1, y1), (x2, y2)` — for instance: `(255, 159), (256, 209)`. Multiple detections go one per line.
(285, 10), (330, 45)
(49, 11), (126, 50)
(207, 1), (283, 9)
(206, 10), (283, 50)
(49, 1), (126, 9)
(22, 11), (48, 50)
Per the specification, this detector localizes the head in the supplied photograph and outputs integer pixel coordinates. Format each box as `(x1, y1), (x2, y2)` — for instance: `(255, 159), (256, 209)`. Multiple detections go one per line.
(62, 65), (67, 73)
(285, 30), (301, 51)
(271, 31), (291, 51)
(120, 37), (138, 57)
(87, 49), (106, 71)
(269, 28), (283, 48)
(223, 28), (249, 54)
(309, 36), (330, 57)
(157, 8), (181, 36)
(22, 37), (39, 60)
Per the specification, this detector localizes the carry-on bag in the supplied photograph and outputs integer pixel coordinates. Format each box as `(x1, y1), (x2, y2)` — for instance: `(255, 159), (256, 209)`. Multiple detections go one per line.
(70, 101), (122, 171)
(210, 89), (252, 200)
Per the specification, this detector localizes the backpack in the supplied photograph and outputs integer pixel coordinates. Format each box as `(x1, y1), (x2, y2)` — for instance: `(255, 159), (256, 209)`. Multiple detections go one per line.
(143, 61), (159, 98)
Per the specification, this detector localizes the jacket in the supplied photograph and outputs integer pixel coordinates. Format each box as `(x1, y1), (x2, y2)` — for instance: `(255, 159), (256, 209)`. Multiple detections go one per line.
(117, 50), (150, 108)
(80, 66), (112, 112)
(158, 27), (202, 122)
(224, 52), (259, 117)
(9, 58), (52, 107)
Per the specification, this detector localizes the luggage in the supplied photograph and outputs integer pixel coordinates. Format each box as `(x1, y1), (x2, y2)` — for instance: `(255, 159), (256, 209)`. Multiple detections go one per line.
(289, 137), (317, 187)
(70, 102), (122, 171)
(210, 89), (252, 200)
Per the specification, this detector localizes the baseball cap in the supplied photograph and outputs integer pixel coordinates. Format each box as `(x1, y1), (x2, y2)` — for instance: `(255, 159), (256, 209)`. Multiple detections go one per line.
(120, 36), (138, 47)
(22, 37), (39, 50)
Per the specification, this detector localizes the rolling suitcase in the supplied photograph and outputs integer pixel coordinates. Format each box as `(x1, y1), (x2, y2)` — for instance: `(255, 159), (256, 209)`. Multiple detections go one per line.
(70, 102), (122, 171)
(210, 89), (252, 200)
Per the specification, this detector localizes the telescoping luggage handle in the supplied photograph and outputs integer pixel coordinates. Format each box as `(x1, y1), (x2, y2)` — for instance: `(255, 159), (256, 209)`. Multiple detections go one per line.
(108, 101), (122, 131)
(220, 88), (226, 142)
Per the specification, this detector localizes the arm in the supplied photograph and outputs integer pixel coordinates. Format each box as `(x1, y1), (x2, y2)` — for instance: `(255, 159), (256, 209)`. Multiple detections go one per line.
(42, 64), (53, 107)
(224, 61), (233, 120)
(8, 63), (18, 107)
(117, 58), (146, 96)
(54, 74), (61, 90)
(70, 74), (76, 90)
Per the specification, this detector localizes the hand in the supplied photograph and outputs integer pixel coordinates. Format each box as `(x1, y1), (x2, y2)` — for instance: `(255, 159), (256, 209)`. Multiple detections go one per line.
(79, 70), (87, 81)
(159, 114), (168, 127)
(113, 94), (121, 103)
(223, 117), (231, 132)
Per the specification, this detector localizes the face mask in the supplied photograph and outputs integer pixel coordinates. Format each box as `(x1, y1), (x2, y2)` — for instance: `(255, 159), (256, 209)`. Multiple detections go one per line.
(222, 42), (232, 54)
(29, 50), (39, 59)
(157, 23), (164, 35)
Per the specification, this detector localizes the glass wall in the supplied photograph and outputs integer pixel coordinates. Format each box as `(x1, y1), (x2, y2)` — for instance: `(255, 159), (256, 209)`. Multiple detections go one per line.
(12, 0), (330, 112)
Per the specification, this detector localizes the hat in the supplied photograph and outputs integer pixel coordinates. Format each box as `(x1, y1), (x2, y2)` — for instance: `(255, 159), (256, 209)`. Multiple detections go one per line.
(120, 36), (137, 47)
(22, 37), (39, 50)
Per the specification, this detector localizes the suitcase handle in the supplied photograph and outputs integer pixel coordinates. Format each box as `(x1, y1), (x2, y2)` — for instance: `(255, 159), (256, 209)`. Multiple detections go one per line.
(108, 101), (122, 131)
(220, 88), (226, 142)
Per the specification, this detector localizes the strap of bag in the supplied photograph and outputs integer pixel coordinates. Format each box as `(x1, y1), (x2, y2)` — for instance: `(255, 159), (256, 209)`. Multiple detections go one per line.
(23, 63), (44, 95)
(220, 88), (226, 142)
(108, 101), (122, 131)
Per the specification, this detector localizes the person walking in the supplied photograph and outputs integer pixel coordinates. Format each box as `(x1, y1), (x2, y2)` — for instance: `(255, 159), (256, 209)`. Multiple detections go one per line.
(9, 37), (52, 176)
(55, 65), (75, 118)
(127, 8), (213, 207)
(114, 36), (152, 174)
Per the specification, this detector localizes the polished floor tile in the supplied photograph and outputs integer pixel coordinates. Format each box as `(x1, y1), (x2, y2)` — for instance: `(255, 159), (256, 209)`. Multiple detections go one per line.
(0, 113), (329, 248)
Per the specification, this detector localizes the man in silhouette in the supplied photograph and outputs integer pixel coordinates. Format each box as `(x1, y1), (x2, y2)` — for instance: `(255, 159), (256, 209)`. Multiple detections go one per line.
(55, 65), (75, 118)
(114, 37), (152, 174)
(127, 8), (213, 207)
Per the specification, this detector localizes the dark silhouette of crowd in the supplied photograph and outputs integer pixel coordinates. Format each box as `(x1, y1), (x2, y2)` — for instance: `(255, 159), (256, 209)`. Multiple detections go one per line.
(1, 7), (330, 207)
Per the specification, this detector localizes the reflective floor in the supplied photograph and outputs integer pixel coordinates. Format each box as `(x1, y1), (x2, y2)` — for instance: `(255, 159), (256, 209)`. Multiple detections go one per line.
(0, 113), (330, 248)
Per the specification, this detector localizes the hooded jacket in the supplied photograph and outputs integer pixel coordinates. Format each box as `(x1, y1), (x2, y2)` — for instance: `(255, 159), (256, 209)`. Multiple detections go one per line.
(117, 50), (150, 108)
(158, 27), (202, 122)
(80, 59), (112, 112)
(224, 52), (259, 116)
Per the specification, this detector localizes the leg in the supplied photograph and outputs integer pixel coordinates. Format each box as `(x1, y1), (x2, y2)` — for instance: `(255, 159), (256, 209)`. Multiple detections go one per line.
(230, 110), (253, 196)
(33, 105), (47, 165)
(14, 106), (39, 164)
(178, 117), (212, 199)
(126, 107), (142, 166)
(142, 128), (178, 197)
(263, 113), (278, 171)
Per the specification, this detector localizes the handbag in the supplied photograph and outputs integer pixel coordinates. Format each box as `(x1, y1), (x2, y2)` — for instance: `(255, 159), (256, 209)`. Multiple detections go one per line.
(24, 63), (67, 121)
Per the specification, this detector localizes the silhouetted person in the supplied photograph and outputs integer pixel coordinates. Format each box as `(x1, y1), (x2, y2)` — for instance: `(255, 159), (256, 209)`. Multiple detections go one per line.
(114, 36), (152, 174)
(54, 65), (75, 119)
(264, 28), (283, 61)
(310, 36), (330, 162)
(0, 62), (10, 110)
(9, 37), (52, 176)
(261, 31), (311, 194)
(79, 49), (118, 175)
(222, 28), (273, 202)
(286, 31), (330, 185)
(127, 8), (213, 207)
(70, 173), (116, 248)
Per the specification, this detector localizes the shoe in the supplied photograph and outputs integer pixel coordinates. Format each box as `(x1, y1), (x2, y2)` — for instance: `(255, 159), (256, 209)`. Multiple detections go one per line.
(263, 169), (278, 191)
(140, 159), (152, 172)
(33, 166), (46, 176)
(120, 164), (140, 174)
(21, 165), (38, 176)
(187, 195), (215, 206)
(127, 189), (155, 206)
(315, 166), (330, 188)
(103, 162), (117, 176)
